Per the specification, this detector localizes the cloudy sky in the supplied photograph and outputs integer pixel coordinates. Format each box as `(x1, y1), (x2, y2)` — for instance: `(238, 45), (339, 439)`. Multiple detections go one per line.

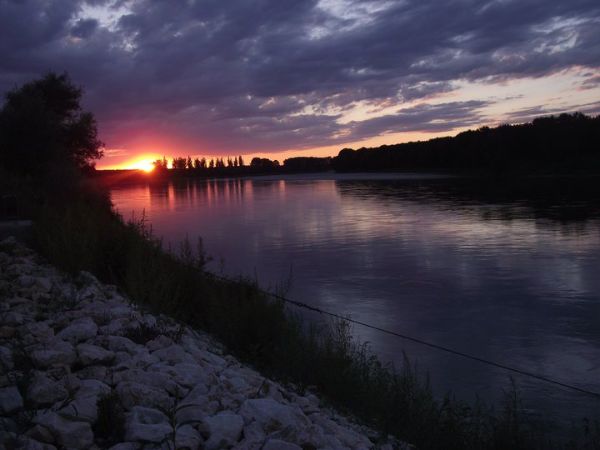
(1, 0), (599, 169)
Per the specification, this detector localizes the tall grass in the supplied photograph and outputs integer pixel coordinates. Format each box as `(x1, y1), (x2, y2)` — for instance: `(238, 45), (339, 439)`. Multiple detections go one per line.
(31, 184), (599, 450)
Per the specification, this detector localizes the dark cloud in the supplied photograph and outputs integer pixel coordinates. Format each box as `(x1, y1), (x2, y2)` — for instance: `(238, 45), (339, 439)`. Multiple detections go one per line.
(0, 0), (599, 157)
(71, 18), (98, 39)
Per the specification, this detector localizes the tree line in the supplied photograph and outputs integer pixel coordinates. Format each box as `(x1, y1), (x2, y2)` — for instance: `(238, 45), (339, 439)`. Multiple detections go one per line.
(333, 113), (600, 174)
(153, 155), (245, 171)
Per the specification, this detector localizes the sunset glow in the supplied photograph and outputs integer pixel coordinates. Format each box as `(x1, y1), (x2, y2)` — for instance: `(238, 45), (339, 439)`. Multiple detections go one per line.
(131, 159), (155, 173)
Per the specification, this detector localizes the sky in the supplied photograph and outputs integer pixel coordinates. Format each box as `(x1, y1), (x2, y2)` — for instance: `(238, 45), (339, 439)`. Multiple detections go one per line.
(1, 0), (599, 169)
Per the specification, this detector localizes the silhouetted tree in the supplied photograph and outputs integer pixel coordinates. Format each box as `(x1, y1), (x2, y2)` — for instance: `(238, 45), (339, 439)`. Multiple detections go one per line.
(238, 155), (244, 167)
(186, 156), (193, 170)
(0, 72), (103, 176)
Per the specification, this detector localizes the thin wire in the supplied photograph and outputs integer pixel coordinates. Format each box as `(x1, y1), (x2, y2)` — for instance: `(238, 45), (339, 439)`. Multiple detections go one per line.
(210, 272), (600, 400)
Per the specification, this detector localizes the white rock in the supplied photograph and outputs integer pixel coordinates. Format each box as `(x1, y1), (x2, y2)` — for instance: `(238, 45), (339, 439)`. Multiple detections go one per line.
(34, 276), (53, 292)
(116, 381), (173, 411)
(10, 437), (57, 450)
(113, 369), (177, 393)
(146, 335), (174, 352)
(56, 317), (97, 343)
(59, 395), (99, 423)
(175, 424), (203, 449)
(125, 406), (172, 443)
(239, 398), (310, 432)
(200, 351), (227, 368)
(31, 340), (76, 368)
(262, 439), (303, 450)
(24, 322), (54, 340)
(2, 311), (23, 326)
(108, 443), (141, 450)
(0, 386), (23, 414)
(76, 343), (115, 366)
(157, 362), (208, 388)
(27, 373), (68, 406)
(202, 411), (244, 450)
(0, 345), (13, 370)
(59, 379), (110, 423)
(152, 345), (196, 365)
(105, 335), (140, 353)
(34, 412), (94, 449)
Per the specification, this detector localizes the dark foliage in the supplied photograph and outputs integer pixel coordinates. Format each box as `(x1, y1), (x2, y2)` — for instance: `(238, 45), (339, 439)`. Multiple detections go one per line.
(0, 72), (103, 178)
(333, 113), (600, 174)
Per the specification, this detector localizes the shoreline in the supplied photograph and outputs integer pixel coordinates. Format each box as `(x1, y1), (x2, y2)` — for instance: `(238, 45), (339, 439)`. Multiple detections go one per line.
(0, 237), (406, 449)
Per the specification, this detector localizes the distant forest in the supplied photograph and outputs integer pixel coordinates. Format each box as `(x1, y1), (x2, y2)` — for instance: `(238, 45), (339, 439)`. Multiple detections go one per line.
(333, 113), (600, 173)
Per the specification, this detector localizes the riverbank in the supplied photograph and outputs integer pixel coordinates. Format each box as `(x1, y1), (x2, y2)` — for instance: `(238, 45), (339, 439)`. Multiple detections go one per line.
(0, 237), (408, 449)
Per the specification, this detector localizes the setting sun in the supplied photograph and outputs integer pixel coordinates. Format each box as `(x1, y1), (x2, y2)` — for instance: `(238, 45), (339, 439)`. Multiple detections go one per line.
(131, 159), (155, 172)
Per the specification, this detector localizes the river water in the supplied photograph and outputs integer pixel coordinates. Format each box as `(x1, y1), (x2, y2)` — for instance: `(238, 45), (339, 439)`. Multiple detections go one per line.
(109, 173), (600, 429)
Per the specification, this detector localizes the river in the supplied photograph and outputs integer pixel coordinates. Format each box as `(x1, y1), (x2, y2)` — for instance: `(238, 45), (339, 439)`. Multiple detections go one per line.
(109, 172), (600, 430)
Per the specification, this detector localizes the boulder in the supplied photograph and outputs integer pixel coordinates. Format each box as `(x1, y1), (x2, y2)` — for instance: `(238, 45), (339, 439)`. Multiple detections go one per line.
(239, 398), (310, 433)
(175, 424), (203, 449)
(262, 439), (303, 450)
(0, 386), (23, 414)
(201, 411), (244, 450)
(33, 412), (94, 449)
(56, 317), (97, 343)
(31, 340), (76, 369)
(116, 381), (173, 411)
(124, 406), (172, 443)
(152, 345), (196, 365)
(27, 373), (68, 406)
(76, 343), (115, 366)
(0, 345), (13, 371)
(58, 381), (111, 423)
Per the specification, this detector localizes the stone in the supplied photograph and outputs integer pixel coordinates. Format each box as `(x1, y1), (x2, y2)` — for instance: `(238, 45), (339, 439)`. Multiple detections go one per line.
(262, 439), (303, 450)
(74, 364), (109, 382)
(56, 317), (97, 343)
(59, 398), (95, 423)
(59, 381), (109, 423)
(10, 437), (57, 450)
(76, 343), (115, 366)
(200, 351), (227, 368)
(0, 345), (13, 371)
(31, 340), (76, 368)
(202, 411), (244, 450)
(116, 381), (173, 411)
(124, 406), (172, 443)
(175, 424), (203, 449)
(0, 386), (23, 414)
(34, 412), (94, 449)
(2, 311), (23, 326)
(157, 362), (207, 388)
(222, 374), (252, 395)
(146, 335), (174, 351)
(34, 276), (53, 293)
(25, 424), (55, 444)
(105, 335), (139, 353)
(108, 444), (141, 450)
(27, 373), (68, 406)
(152, 345), (195, 365)
(24, 322), (54, 340)
(240, 398), (310, 433)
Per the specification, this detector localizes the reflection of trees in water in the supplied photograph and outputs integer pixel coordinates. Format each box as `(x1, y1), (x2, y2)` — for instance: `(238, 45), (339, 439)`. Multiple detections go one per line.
(148, 178), (252, 209)
(335, 177), (600, 228)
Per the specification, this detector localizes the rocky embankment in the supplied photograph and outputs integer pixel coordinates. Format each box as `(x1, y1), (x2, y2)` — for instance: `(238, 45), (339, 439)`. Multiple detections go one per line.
(0, 238), (407, 449)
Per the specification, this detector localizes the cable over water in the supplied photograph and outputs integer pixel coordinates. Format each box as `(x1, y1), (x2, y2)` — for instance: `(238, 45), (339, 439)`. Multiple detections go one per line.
(209, 272), (600, 400)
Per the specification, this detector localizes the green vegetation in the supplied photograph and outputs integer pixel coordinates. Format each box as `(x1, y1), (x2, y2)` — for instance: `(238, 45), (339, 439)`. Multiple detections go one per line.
(2, 73), (599, 449)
